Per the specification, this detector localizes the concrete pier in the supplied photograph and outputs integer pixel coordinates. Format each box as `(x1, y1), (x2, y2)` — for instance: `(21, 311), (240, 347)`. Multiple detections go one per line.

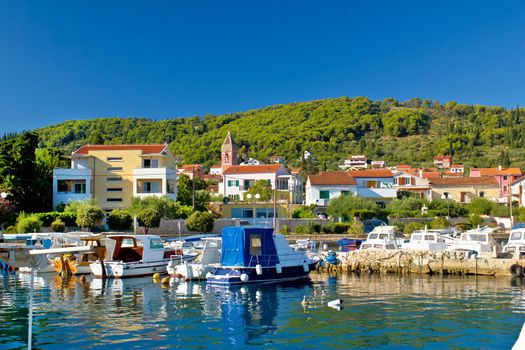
(318, 250), (524, 277)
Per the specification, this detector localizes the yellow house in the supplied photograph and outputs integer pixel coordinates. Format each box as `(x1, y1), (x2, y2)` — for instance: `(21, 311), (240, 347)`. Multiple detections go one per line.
(53, 144), (177, 212)
(428, 177), (499, 203)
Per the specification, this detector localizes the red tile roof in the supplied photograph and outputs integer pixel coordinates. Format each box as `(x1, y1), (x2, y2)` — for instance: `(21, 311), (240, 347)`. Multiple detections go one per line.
(308, 172), (357, 186)
(346, 169), (393, 178)
(429, 177), (498, 186)
(73, 144), (168, 155)
(223, 164), (284, 175)
(471, 168), (522, 176)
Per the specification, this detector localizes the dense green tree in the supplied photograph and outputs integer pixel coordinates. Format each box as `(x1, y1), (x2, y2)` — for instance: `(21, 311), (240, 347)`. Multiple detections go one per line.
(136, 207), (161, 234)
(107, 209), (133, 231)
(185, 211), (214, 233)
(327, 194), (378, 222)
(76, 203), (105, 231)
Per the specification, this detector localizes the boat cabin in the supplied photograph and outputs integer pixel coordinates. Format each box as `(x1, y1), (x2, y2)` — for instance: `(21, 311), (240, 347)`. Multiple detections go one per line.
(403, 229), (447, 251)
(503, 228), (525, 254)
(221, 227), (279, 267)
(108, 235), (178, 263)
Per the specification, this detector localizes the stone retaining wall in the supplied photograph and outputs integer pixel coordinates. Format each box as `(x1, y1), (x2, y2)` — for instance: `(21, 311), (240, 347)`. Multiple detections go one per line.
(317, 250), (522, 277)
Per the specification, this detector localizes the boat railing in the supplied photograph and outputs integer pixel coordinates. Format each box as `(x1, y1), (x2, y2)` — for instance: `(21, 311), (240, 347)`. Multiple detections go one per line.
(248, 252), (307, 267)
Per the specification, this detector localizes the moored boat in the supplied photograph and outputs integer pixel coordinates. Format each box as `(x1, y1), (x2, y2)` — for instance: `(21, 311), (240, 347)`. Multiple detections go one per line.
(447, 226), (499, 256)
(167, 236), (222, 280)
(359, 225), (405, 250)
(206, 227), (319, 286)
(402, 228), (447, 252)
(90, 234), (197, 278)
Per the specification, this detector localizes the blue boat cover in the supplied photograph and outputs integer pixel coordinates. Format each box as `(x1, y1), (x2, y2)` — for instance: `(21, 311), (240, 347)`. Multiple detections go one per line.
(221, 227), (279, 267)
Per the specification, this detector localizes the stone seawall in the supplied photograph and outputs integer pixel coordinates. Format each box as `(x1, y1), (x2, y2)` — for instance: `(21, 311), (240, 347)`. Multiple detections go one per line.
(318, 250), (523, 277)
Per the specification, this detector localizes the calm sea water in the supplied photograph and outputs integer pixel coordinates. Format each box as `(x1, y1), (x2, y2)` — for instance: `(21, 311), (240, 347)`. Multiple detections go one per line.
(1, 271), (524, 349)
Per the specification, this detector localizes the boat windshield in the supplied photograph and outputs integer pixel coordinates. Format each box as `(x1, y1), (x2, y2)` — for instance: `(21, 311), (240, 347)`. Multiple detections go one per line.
(510, 231), (524, 241)
(121, 238), (135, 248)
(150, 238), (164, 249)
(368, 234), (378, 239)
(412, 234), (422, 241)
(462, 234), (487, 243)
(424, 235), (436, 242)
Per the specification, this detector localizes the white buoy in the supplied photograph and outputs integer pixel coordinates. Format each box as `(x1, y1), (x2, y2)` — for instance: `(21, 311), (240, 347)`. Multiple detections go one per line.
(255, 264), (263, 275)
(301, 296), (309, 307)
(275, 263), (282, 274)
(303, 262), (309, 272)
(240, 273), (249, 282)
(327, 299), (343, 307)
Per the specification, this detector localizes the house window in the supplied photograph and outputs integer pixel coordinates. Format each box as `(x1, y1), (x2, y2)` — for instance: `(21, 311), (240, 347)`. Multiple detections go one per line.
(107, 167), (123, 171)
(320, 191), (330, 199)
(143, 181), (160, 193)
(227, 180), (239, 187)
(443, 192), (449, 199)
(367, 181), (379, 188)
(393, 178), (398, 185)
(107, 157), (122, 162)
(167, 179), (176, 194)
(107, 177), (122, 182)
(107, 198), (123, 202)
(479, 192), (485, 198)
(107, 188), (122, 192)
(74, 183), (86, 194)
(143, 159), (159, 168)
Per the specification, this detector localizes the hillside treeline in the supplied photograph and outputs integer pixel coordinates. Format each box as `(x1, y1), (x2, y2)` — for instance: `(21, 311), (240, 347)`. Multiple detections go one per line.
(34, 97), (525, 170)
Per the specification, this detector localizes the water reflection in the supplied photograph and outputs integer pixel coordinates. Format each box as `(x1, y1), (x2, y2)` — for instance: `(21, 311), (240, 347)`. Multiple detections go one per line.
(1, 272), (525, 349)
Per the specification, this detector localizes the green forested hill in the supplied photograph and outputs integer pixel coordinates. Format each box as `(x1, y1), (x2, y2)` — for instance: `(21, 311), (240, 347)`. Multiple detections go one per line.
(35, 97), (525, 170)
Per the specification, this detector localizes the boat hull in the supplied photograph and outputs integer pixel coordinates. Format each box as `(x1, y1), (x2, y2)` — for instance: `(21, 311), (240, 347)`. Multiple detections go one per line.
(206, 262), (318, 286)
(90, 260), (169, 278)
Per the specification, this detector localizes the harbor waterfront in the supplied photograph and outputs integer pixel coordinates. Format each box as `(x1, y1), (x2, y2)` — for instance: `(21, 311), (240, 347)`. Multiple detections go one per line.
(1, 272), (524, 349)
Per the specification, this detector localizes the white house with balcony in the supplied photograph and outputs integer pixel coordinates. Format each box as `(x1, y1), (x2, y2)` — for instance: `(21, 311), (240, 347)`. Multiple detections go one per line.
(219, 164), (303, 204)
(393, 170), (431, 200)
(306, 169), (396, 207)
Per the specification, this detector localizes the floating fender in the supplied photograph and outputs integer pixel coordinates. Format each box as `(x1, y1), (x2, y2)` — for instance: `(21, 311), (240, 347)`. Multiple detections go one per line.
(240, 273), (249, 282)
(275, 263), (282, 274)
(256, 264), (263, 275)
(153, 273), (161, 280)
(161, 276), (171, 284)
(303, 262), (309, 273)
(510, 264), (523, 277)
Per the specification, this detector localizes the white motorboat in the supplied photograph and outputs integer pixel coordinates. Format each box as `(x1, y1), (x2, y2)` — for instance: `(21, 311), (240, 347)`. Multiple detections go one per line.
(167, 237), (222, 280)
(502, 228), (525, 255)
(447, 226), (499, 256)
(16, 232), (92, 273)
(90, 234), (197, 278)
(403, 228), (447, 252)
(360, 225), (405, 250)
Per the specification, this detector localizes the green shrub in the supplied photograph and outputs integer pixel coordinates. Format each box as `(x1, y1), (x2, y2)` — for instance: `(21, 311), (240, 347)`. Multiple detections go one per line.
(312, 223), (322, 233)
(294, 225), (309, 234)
(292, 205), (317, 219)
(322, 222), (351, 234)
(76, 204), (105, 231)
(185, 211), (214, 233)
(429, 217), (450, 229)
(347, 221), (364, 236)
(404, 221), (426, 235)
(5, 226), (17, 233)
(350, 209), (377, 221)
(16, 213), (42, 233)
(51, 219), (66, 232)
(468, 213), (484, 228)
(107, 210), (133, 231)
(280, 225), (289, 234)
(390, 220), (405, 233)
(35, 212), (77, 227)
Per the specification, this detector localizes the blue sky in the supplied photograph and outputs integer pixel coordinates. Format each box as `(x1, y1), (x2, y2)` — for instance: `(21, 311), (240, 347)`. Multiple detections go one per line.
(1, 1), (525, 133)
